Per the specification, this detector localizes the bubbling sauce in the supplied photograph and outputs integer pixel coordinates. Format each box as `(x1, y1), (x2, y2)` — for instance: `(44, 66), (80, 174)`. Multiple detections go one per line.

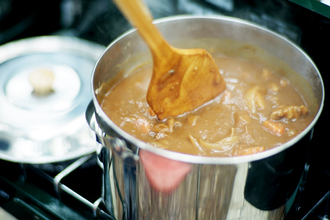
(98, 56), (314, 157)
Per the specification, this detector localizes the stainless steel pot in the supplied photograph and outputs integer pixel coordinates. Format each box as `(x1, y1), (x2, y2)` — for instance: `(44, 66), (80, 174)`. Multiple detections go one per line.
(86, 15), (324, 220)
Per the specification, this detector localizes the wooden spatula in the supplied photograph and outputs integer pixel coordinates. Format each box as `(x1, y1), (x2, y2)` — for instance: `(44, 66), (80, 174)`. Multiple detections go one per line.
(112, 0), (226, 120)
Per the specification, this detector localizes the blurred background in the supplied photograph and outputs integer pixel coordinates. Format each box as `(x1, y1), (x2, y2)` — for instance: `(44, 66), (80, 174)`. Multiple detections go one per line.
(0, 0), (329, 47)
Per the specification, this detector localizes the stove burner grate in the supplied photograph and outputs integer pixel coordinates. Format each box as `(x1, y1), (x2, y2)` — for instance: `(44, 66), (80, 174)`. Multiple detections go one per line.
(301, 191), (330, 220)
(0, 153), (114, 220)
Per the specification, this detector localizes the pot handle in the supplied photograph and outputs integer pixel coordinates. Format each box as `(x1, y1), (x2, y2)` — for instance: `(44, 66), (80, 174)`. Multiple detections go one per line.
(86, 100), (98, 132)
(86, 100), (139, 166)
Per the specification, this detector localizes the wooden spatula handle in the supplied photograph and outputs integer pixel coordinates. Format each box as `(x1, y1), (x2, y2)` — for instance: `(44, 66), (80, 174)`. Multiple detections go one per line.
(112, 0), (170, 57)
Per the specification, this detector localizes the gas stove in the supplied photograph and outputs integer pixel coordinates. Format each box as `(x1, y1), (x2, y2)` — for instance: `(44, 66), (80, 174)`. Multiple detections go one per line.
(0, 0), (329, 219)
(1, 153), (329, 220)
(0, 153), (109, 219)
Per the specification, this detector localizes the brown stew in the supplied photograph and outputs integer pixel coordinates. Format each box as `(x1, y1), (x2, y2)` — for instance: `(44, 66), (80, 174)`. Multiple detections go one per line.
(98, 56), (314, 157)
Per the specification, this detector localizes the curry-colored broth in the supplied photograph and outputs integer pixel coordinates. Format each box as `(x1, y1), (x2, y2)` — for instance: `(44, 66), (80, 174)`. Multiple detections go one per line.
(99, 56), (314, 157)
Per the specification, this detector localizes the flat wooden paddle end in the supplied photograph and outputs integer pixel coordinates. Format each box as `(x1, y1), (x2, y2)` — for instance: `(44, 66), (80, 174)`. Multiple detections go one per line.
(147, 49), (226, 120)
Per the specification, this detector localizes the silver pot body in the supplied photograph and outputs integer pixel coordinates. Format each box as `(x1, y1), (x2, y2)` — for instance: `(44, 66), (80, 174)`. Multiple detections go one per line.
(88, 15), (324, 220)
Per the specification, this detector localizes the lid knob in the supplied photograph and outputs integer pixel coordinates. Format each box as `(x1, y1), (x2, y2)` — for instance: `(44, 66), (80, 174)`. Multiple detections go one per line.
(29, 69), (55, 95)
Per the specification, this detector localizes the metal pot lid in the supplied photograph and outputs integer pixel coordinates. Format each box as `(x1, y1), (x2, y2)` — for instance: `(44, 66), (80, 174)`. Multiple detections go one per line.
(0, 36), (105, 163)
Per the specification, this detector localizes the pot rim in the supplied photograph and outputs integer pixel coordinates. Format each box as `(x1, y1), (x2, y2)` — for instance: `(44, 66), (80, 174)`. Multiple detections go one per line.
(91, 15), (325, 164)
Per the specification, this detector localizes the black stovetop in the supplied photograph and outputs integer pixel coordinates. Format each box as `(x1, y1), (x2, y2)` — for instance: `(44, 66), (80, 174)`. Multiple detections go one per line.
(0, 152), (118, 220)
